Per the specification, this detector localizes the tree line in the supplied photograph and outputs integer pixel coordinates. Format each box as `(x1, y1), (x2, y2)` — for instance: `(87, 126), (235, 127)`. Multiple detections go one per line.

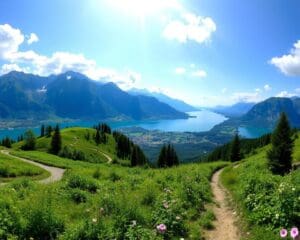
(206, 112), (296, 175)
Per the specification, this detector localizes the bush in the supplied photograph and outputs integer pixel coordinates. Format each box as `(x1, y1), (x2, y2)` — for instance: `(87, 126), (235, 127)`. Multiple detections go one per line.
(92, 168), (101, 179)
(108, 171), (121, 182)
(59, 146), (86, 161)
(23, 197), (64, 240)
(67, 175), (98, 193)
(70, 189), (88, 204)
(0, 200), (22, 239)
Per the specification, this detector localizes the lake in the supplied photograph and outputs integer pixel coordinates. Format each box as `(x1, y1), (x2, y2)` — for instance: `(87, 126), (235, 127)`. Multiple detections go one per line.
(239, 126), (271, 139)
(0, 110), (227, 140)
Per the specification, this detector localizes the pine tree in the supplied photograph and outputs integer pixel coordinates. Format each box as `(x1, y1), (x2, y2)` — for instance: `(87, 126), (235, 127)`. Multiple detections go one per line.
(46, 126), (53, 137)
(40, 124), (45, 137)
(95, 129), (101, 145)
(157, 144), (179, 168)
(50, 124), (62, 155)
(230, 133), (241, 162)
(267, 112), (293, 175)
(157, 145), (167, 167)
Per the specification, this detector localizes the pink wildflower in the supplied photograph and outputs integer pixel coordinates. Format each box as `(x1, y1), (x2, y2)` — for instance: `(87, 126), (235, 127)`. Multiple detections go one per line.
(291, 227), (299, 239)
(280, 229), (288, 238)
(156, 223), (167, 234)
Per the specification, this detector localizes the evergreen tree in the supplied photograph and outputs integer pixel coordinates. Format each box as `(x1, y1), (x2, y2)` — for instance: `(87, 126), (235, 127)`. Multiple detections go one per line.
(267, 112), (293, 175)
(230, 133), (241, 162)
(22, 130), (36, 150)
(40, 124), (45, 137)
(95, 129), (101, 145)
(46, 126), (53, 137)
(130, 144), (147, 166)
(50, 124), (62, 155)
(157, 145), (167, 167)
(157, 144), (179, 168)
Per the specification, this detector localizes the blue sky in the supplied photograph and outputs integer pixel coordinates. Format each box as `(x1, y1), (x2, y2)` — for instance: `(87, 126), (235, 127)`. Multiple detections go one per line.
(0, 0), (300, 106)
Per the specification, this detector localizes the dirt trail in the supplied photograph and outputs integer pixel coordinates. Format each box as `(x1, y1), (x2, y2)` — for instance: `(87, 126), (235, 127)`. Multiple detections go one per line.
(0, 150), (65, 185)
(205, 169), (240, 240)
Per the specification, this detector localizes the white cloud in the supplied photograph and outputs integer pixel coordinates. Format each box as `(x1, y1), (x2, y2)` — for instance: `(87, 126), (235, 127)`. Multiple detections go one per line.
(221, 88), (227, 93)
(276, 91), (296, 98)
(191, 69), (207, 78)
(175, 67), (186, 74)
(270, 40), (300, 76)
(264, 84), (271, 91)
(163, 13), (216, 44)
(0, 63), (29, 74)
(0, 24), (141, 90)
(0, 24), (24, 59)
(27, 33), (39, 45)
(255, 88), (261, 93)
(231, 91), (262, 103)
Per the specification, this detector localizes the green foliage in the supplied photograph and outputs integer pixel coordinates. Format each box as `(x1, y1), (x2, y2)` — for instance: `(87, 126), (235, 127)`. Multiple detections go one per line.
(58, 146), (86, 161)
(69, 189), (88, 203)
(230, 133), (241, 162)
(1, 136), (13, 148)
(0, 153), (46, 178)
(50, 124), (62, 155)
(40, 124), (45, 137)
(131, 144), (147, 166)
(206, 133), (271, 162)
(21, 130), (36, 150)
(221, 145), (300, 239)
(157, 144), (179, 168)
(0, 199), (22, 239)
(267, 112), (293, 175)
(67, 174), (98, 193)
(23, 195), (65, 240)
(45, 125), (53, 137)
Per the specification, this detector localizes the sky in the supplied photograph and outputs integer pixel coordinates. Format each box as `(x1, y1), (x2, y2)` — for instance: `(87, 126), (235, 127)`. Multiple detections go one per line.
(0, 0), (300, 107)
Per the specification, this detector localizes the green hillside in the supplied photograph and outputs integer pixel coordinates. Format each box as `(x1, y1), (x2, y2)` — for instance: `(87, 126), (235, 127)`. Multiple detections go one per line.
(13, 127), (116, 164)
(0, 127), (228, 239)
(221, 133), (300, 240)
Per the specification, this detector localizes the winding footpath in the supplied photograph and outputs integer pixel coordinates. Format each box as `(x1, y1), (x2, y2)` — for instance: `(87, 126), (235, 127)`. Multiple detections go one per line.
(205, 168), (240, 240)
(0, 150), (65, 185)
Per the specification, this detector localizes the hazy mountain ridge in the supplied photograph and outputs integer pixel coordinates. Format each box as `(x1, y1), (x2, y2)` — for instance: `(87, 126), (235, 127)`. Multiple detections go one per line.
(128, 88), (198, 112)
(0, 71), (188, 120)
(211, 102), (255, 117)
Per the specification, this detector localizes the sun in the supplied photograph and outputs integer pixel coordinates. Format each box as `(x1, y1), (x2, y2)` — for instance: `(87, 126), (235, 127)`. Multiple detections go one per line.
(107, 0), (181, 19)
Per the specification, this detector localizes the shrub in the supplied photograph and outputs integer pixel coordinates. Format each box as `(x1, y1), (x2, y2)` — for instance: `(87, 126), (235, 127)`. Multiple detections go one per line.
(23, 197), (64, 240)
(67, 175), (98, 193)
(108, 171), (121, 182)
(70, 189), (88, 204)
(0, 200), (22, 239)
(92, 168), (101, 179)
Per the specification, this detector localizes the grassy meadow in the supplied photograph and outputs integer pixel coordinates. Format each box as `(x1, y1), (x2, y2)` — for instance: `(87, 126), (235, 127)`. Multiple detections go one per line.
(221, 135), (300, 240)
(0, 127), (228, 239)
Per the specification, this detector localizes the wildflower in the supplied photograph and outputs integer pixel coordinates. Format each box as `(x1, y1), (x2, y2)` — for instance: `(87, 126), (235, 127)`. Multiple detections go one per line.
(280, 228), (288, 238)
(131, 220), (137, 227)
(163, 203), (169, 209)
(290, 227), (299, 239)
(92, 218), (97, 223)
(156, 223), (167, 234)
(176, 216), (181, 220)
(100, 207), (104, 214)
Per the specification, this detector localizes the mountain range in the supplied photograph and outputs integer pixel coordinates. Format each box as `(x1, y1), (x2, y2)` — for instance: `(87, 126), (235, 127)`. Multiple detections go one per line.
(0, 71), (188, 120)
(128, 88), (198, 112)
(211, 102), (255, 117)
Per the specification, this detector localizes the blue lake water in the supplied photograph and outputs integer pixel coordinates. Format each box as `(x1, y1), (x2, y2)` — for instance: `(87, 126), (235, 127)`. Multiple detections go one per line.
(0, 110), (227, 140)
(239, 126), (271, 138)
